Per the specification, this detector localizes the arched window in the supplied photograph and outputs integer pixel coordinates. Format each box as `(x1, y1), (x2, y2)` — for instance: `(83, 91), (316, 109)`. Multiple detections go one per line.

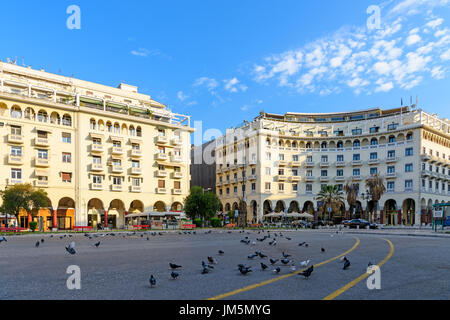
(50, 112), (60, 124)
(306, 142), (311, 149)
(62, 114), (72, 126)
(90, 119), (96, 130)
(370, 138), (378, 145)
(353, 140), (360, 147)
(106, 122), (112, 132)
(321, 142), (327, 149)
(406, 133), (413, 141)
(389, 135), (396, 143)
(24, 107), (35, 120)
(137, 126), (142, 137)
(130, 126), (136, 136)
(114, 123), (120, 134)
(11, 106), (22, 118)
(337, 141), (343, 148)
(37, 110), (48, 123)
(292, 141), (297, 148)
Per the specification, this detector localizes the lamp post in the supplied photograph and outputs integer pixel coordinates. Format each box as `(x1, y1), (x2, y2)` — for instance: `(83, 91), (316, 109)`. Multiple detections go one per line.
(360, 190), (372, 223)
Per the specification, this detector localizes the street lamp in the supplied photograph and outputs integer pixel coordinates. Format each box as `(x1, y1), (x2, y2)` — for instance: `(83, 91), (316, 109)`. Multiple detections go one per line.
(360, 190), (372, 223)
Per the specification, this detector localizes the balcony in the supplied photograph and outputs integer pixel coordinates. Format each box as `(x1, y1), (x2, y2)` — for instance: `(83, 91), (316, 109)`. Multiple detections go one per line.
(91, 144), (104, 153)
(173, 172), (183, 179)
(385, 172), (397, 179)
(278, 160), (288, 167)
(277, 175), (287, 181)
(157, 188), (167, 194)
(131, 186), (142, 193)
(368, 159), (380, 165)
(171, 155), (183, 163)
(171, 138), (183, 146)
(335, 161), (346, 167)
(90, 183), (103, 191)
(335, 176), (345, 182)
(385, 157), (398, 163)
(352, 175), (362, 181)
(352, 160), (362, 166)
(320, 161), (330, 168)
(291, 176), (301, 182)
(9, 179), (23, 185)
(35, 157), (50, 167)
(130, 167), (142, 175)
(111, 185), (123, 192)
(112, 147), (124, 155)
(35, 180), (49, 188)
(320, 176), (330, 182)
(156, 153), (168, 161)
(290, 161), (301, 167)
(248, 175), (257, 181)
(111, 165), (123, 173)
(8, 134), (24, 144)
(131, 149), (142, 157)
(156, 136), (168, 144)
(305, 176), (315, 182)
(172, 189), (182, 195)
(91, 163), (104, 171)
(35, 137), (49, 147)
(304, 161), (315, 168)
(421, 154), (431, 161)
(8, 154), (24, 165)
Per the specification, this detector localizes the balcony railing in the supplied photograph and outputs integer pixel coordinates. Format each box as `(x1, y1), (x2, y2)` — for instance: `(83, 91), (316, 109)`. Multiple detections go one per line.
(111, 166), (123, 173)
(156, 153), (168, 161)
(91, 144), (104, 153)
(91, 163), (104, 171)
(386, 157), (398, 163)
(305, 176), (315, 182)
(290, 161), (301, 167)
(157, 136), (168, 144)
(112, 147), (124, 155)
(157, 188), (167, 194)
(111, 185), (123, 192)
(35, 137), (49, 147)
(171, 155), (182, 163)
(172, 189), (182, 195)
(171, 138), (182, 146)
(131, 149), (142, 157)
(35, 157), (50, 167)
(8, 134), (24, 144)
(173, 172), (183, 179)
(156, 170), (168, 177)
(35, 180), (49, 188)
(90, 183), (103, 190)
(131, 167), (142, 175)
(131, 186), (142, 193)
(8, 154), (24, 165)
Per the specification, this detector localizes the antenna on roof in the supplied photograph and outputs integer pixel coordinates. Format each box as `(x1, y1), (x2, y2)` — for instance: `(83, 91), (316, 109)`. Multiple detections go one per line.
(400, 98), (403, 107)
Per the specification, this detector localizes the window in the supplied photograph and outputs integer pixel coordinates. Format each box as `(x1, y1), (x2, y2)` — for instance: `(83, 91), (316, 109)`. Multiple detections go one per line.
(62, 153), (71, 163)
(306, 170), (313, 177)
(370, 167), (378, 175)
(265, 167), (271, 175)
(406, 133), (413, 140)
(405, 148), (413, 156)
(174, 181), (181, 190)
(93, 156), (101, 164)
(389, 136), (396, 143)
(321, 170), (328, 177)
(11, 125), (22, 136)
(158, 146), (165, 154)
(353, 140), (360, 147)
(113, 141), (121, 148)
(93, 175), (102, 184)
(353, 169), (360, 176)
(370, 138), (378, 145)
(279, 154), (285, 161)
(278, 184), (284, 191)
(11, 168), (22, 180)
(233, 186), (238, 193)
(352, 129), (362, 136)
(337, 169), (344, 176)
(387, 166), (395, 174)
(10, 146), (22, 156)
(93, 138), (101, 145)
(387, 181), (395, 191)
(37, 130), (48, 139)
(11, 107), (22, 118)
(306, 184), (312, 193)
(307, 155), (313, 162)
(62, 133), (71, 143)
(370, 127), (379, 133)
(321, 155), (328, 163)
(337, 155), (344, 162)
(405, 164), (413, 172)
(370, 152), (377, 160)
(265, 182), (271, 190)
(62, 172), (72, 183)
(292, 169), (298, 176)
(353, 154), (360, 161)
(266, 152), (271, 160)
(62, 114), (72, 126)
(278, 169), (284, 176)
(388, 123), (398, 131)
(113, 176), (122, 186)
(337, 141), (343, 148)
(405, 180), (413, 190)
(132, 143), (140, 151)
(37, 149), (48, 159)
(251, 168), (256, 175)
(387, 150), (395, 158)
(252, 183), (256, 191)
(293, 184), (298, 191)
(292, 155), (299, 161)
(132, 160), (140, 168)
(158, 180), (165, 188)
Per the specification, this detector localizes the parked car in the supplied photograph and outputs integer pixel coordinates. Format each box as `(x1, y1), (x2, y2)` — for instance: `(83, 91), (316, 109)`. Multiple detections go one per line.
(345, 219), (370, 229)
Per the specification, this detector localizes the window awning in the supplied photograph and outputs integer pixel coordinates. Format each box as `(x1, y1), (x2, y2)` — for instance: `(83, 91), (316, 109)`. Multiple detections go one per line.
(107, 102), (128, 110)
(35, 170), (49, 177)
(80, 97), (103, 105)
(129, 107), (148, 115)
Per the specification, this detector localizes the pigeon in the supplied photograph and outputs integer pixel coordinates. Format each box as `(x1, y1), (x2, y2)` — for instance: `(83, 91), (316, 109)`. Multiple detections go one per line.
(300, 260), (311, 267)
(286, 237), (292, 241)
(281, 258), (291, 265)
(290, 264), (297, 272)
(149, 275), (156, 287)
(146, 237), (150, 241)
(35, 241), (40, 247)
(261, 263), (268, 270)
(248, 253), (258, 259)
(343, 259), (351, 270)
(41, 239), (45, 243)
(208, 256), (218, 264)
(273, 267), (281, 274)
(258, 252), (267, 259)
(282, 252), (291, 258)
(169, 263), (182, 270)
(203, 261), (214, 269)
(94, 241), (101, 248)
(0, 236), (7, 243)
(368, 262), (373, 267)
(201, 267), (210, 274)
(299, 265), (314, 279)
(65, 242), (76, 255)
(171, 272), (179, 280)
(270, 258), (279, 265)
(251, 241), (256, 246)
(321, 247), (325, 253)
(299, 242), (306, 246)
(340, 256), (347, 262)
(239, 266), (252, 275)
(218, 250), (224, 255)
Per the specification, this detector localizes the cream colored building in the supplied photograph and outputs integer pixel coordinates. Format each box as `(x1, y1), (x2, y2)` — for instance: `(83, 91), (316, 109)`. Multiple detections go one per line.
(0, 61), (193, 230)
(215, 107), (450, 226)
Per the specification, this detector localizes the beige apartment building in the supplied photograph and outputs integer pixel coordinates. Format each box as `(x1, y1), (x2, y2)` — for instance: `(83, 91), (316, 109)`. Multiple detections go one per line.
(0, 61), (193, 231)
(215, 107), (450, 226)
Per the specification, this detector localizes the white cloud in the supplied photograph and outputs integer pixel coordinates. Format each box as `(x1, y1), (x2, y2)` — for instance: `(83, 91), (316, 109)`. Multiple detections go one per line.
(406, 34), (421, 45)
(130, 48), (151, 57)
(441, 49), (450, 60)
(177, 91), (189, 101)
(431, 66), (445, 79)
(375, 80), (394, 92)
(193, 77), (219, 91)
(224, 78), (247, 93)
(426, 18), (444, 28)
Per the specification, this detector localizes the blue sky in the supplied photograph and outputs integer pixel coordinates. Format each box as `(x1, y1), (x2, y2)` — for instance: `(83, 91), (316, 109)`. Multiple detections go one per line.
(1, 0), (450, 144)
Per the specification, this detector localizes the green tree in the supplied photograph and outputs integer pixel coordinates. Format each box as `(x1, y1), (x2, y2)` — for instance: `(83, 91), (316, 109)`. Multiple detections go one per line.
(0, 184), (49, 229)
(344, 180), (359, 218)
(316, 185), (344, 222)
(183, 186), (221, 227)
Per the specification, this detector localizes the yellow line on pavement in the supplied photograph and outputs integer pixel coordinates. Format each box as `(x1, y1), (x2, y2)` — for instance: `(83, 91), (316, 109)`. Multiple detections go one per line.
(207, 237), (361, 300)
(323, 238), (394, 300)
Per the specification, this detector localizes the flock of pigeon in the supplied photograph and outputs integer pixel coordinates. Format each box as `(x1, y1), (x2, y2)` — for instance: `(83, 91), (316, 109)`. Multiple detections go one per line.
(0, 229), (365, 290)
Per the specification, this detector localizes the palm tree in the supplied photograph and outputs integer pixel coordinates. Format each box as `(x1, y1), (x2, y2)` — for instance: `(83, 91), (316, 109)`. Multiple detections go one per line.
(365, 174), (386, 223)
(316, 185), (344, 223)
(344, 180), (359, 219)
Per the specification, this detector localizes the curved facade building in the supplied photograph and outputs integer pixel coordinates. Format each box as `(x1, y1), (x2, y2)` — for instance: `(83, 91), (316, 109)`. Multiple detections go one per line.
(215, 107), (450, 226)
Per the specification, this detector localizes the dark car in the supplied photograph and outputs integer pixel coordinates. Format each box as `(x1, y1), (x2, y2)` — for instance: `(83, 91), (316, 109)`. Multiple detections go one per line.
(345, 219), (370, 229)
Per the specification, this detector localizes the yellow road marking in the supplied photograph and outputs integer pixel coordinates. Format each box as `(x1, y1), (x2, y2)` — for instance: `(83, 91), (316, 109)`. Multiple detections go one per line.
(207, 237), (361, 300)
(323, 238), (394, 300)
